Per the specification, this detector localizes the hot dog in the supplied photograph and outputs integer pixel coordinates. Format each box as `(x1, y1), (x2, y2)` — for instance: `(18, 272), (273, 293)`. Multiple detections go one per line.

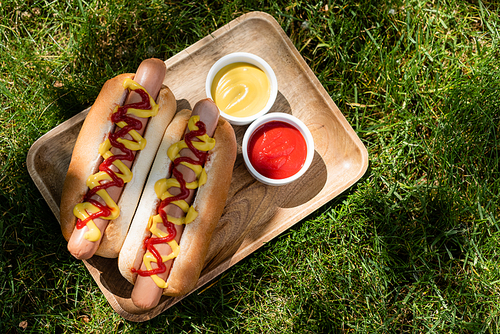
(118, 99), (237, 309)
(60, 58), (177, 260)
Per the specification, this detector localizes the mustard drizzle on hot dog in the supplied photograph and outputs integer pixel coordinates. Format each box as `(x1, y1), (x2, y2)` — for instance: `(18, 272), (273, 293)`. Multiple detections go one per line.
(134, 115), (215, 288)
(73, 78), (159, 242)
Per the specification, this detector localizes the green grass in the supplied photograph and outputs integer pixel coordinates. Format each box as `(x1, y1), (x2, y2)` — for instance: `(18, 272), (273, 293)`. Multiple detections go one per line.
(1, 0), (499, 332)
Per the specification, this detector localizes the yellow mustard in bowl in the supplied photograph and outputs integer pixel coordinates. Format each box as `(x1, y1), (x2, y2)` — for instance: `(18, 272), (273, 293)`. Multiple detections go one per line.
(210, 62), (270, 118)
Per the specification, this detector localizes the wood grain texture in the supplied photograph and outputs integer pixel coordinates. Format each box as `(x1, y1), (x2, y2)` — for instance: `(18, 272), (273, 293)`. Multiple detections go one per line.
(26, 11), (368, 322)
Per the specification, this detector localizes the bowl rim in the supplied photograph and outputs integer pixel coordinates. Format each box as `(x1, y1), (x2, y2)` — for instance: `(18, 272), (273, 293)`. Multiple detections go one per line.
(242, 112), (315, 186)
(206, 52), (278, 126)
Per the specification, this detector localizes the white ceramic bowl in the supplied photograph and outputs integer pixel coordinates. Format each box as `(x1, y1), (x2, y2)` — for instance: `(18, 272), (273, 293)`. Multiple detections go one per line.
(242, 113), (315, 186)
(206, 52), (278, 126)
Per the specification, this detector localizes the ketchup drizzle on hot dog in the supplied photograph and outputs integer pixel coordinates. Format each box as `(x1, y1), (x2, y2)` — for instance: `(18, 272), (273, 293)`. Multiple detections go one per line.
(133, 121), (208, 277)
(75, 88), (152, 229)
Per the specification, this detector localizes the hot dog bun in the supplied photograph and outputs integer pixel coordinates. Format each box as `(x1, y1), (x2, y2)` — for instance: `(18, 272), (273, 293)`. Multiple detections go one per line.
(118, 105), (237, 298)
(60, 60), (177, 258)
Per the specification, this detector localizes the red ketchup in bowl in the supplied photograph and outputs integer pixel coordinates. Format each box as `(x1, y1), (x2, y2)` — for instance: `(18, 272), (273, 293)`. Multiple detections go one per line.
(247, 121), (307, 179)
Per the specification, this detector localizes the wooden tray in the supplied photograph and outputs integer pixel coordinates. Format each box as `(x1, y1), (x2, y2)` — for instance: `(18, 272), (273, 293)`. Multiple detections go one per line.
(27, 11), (368, 322)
